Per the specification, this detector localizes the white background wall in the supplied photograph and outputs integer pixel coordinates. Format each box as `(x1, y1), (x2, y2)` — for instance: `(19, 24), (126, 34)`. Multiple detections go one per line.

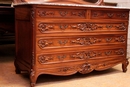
(105, 0), (130, 58)
(105, 0), (130, 7)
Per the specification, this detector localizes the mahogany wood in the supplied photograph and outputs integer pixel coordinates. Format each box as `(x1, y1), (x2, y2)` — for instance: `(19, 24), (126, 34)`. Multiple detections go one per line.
(14, 4), (129, 87)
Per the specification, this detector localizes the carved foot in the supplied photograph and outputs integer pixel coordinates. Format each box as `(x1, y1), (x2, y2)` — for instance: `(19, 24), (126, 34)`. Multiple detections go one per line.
(122, 59), (129, 72)
(30, 69), (37, 87)
(30, 83), (35, 87)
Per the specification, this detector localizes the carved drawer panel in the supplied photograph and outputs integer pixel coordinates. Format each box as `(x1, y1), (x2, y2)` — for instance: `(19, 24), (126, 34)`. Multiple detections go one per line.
(37, 57), (124, 75)
(36, 47), (125, 65)
(36, 8), (86, 19)
(36, 22), (128, 34)
(36, 35), (126, 50)
(91, 10), (129, 19)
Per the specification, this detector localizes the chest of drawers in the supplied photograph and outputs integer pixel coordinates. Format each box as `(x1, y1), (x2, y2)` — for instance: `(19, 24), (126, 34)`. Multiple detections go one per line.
(14, 4), (129, 87)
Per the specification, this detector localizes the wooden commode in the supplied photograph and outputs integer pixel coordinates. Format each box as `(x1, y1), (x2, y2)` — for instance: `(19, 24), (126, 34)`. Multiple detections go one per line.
(13, 0), (129, 87)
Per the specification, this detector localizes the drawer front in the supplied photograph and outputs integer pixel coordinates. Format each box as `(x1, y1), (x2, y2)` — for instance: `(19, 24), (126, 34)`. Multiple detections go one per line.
(37, 57), (124, 75)
(36, 8), (86, 19)
(36, 21), (128, 34)
(36, 34), (126, 51)
(91, 10), (129, 19)
(36, 47), (126, 65)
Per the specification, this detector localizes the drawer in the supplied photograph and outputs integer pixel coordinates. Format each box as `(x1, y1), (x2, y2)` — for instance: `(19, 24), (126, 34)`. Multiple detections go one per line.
(36, 8), (86, 19)
(91, 10), (129, 19)
(36, 21), (128, 34)
(36, 35), (126, 50)
(36, 47), (126, 65)
(37, 56), (124, 75)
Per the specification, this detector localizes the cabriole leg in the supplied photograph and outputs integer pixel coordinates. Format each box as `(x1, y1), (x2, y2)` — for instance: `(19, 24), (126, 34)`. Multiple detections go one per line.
(122, 59), (129, 72)
(30, 69), (37, 87)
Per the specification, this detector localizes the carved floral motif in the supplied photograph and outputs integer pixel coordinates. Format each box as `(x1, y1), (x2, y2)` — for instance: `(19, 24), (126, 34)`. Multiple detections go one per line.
(37, 35), (126, 49)
(37, 10), (86, 18)
(71, 37), (102, 45)
(79, 63), (92, 74)
(105, 51), (112, 56)
(92, 11), (128, 19)
(38, 55), (53, 63)
(71, 11), (85, 17)
(38, 23), (127, 33)
(71, 51), (97, 59)
(71, 23), (102, 31)
(115, 36), (125, 43)
(38, 48), (125, 64)
(58, 63), (93, 74)
(38, 23), (54, 33)
(57, 55), (66, 61)
(38, 39), (53, 49)
(38, 23), (103, 33)
(38, 10), (55, 17)
(59, 24), (68, 30)
(115, 49), (125, 55)
(107, 13), (114, 18)
(106, 37), (113, 42)
(117, 13), (128, 18)
(58, 40), (68, 45)
(59, 11), (68, 17)
(115, 23), (126, 30)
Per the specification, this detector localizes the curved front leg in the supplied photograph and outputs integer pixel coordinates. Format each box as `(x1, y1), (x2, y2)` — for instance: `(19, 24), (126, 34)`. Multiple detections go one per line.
(122, 59), (129, 72)
(30, 69), (38, 87)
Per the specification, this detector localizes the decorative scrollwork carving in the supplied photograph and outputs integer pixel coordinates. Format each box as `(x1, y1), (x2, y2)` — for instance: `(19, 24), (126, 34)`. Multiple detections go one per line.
(38, 23), (54, 33)
(59, 11), (68, 17)
(59, 63), (93, 74)
(115, 23), (126, 30)
(57, 55), (66, 61)
(78, 23), (98, 31)
(58, 40), (68, 45)
(59, 24), (68, 30)
(79, 63), (93, 74)
(106, 37), (113, 42)
(115, 36), (125, 43)
(71, 11), (85, 17)
(75, 23), (100, 31)
(105, 51), (112, 56)
(92, 12), (99, 17)
(117, 13), (128, 18)
(107, 13), (114, 18)
(38, 55), (53, 63)
(71, 37), (101, 45)
(106, 25), (113, 29)
(71, 51), (98, 59)
(38, 39), (53, 49)
(115, 49), (125, 55)
(38, 10), (55, 17)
